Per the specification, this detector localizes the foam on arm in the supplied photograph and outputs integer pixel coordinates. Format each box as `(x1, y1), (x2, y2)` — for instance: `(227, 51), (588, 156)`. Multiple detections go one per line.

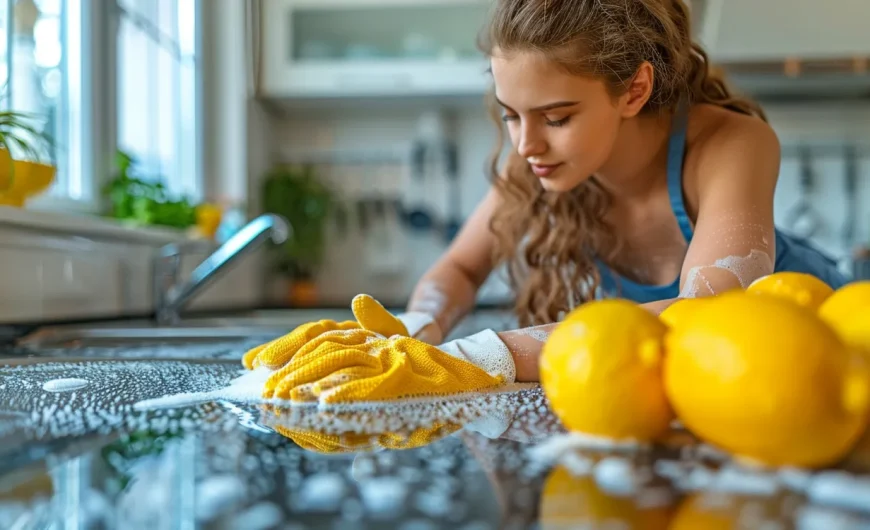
(677, 115), (780, 298)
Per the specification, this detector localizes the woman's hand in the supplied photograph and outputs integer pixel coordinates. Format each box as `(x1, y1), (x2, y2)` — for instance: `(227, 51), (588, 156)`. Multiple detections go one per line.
(242, 294), (431, 371)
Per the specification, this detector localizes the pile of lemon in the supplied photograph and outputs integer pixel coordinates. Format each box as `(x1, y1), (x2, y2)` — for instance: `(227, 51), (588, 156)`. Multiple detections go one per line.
(540, 274), (870, 469)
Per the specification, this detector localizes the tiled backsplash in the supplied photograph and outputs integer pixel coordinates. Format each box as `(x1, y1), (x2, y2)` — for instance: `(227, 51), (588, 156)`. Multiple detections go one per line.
(263, 100), (870, 305)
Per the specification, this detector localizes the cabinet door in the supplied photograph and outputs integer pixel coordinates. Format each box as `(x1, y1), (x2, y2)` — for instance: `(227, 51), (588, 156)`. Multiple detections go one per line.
(0, 247), (123, 322)
(259, 0), (492, 98)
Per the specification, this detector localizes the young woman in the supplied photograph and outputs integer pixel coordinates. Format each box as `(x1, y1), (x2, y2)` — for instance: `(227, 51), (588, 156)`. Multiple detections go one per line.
(246, 0), (851, 399)
(400, 0), (849, 377)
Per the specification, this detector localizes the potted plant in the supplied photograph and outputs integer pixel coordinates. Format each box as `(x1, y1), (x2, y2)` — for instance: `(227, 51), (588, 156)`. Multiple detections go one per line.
(0, 104), (57, 207)
(101, 150), (199, 229)
(261, 164), (335, 305)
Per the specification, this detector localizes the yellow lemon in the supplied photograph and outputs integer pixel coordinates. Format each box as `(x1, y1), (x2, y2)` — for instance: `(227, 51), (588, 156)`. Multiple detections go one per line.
(746, 271), (834, 310)
(539, 465), (673, 529)
(664, 291), (870, 468)
(827, 310), (870, 355)
(659, 297), (711, 328)
(819, 281), (870, 321)
(818, 281), (870, 352)
(541, 299), (673, 442)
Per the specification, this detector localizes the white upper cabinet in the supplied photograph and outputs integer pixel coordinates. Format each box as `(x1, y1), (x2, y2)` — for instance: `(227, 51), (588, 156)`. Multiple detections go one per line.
(693, 0), (870, 63)
(257, 0), (493, 99)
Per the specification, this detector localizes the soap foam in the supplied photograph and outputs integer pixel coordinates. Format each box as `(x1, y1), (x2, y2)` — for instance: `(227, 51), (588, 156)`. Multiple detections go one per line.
(680, 249), (774, 297)
(593, 456), (639, 496)
(260, 384), (548, 444)
(526, 431), (644, 468)
(513, 326), (551, 343)
(133, 367), (272, 410)
(42, 378), (90, 392)
(806, 471), (870, 514)
(409, 280), (464, 331)
(410, 280), (448, 317)
(709, 219), (771, 250)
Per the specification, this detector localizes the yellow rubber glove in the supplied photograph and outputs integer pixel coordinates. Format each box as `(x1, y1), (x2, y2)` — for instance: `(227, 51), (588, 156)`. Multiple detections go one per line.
(242, 294), (413, 371)
(267, 329), (515, 405)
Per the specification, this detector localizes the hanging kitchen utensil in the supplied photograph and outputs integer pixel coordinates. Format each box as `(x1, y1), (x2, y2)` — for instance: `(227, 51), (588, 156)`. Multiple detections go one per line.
(356, 199), (369, 235)
(785, 147), (823, 240)
(370, 196), (389, 249)
(402, 140), (436, 233)
(442, 141), (463, 242)
(365, 195), (406, 276)
(841, 144), (858, 248)
(331, 200), (349, 239)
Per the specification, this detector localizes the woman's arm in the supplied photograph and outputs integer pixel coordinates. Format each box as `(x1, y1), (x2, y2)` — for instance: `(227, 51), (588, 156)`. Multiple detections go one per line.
(405, 187), (502, 342)
(663, 114), (781, 303)
(494, 323), (557, 382)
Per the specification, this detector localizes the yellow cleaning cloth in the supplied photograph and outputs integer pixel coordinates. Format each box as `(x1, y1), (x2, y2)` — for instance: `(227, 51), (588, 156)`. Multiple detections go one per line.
(242, 320), (359, 370)
(267, 334), (505, 404)
(242, 294), (409, 371)
(261, 328), (383, 399)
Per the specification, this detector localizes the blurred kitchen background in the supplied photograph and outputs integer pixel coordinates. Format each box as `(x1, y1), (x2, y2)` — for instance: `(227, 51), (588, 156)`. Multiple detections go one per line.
(0, 0), (869, 326)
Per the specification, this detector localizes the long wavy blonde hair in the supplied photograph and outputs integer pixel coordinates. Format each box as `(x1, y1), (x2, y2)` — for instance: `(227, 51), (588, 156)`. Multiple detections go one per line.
(480, 0), (767, 327)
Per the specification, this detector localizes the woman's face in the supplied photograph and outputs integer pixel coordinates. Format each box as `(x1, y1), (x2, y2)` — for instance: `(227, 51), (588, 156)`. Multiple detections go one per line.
(490, 51), (626, 192)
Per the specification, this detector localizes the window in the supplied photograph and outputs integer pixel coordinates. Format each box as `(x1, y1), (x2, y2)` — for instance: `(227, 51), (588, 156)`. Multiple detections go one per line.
(0, 0), (201, 212)
(117, 0), (200, 202)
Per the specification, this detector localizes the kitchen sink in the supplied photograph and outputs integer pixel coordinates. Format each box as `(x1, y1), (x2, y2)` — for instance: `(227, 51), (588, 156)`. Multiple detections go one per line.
(9, 307), (516, 355)
(14, 326), (286, 349)
(13, 309), (354, 351)
(174, 308), (354, 329)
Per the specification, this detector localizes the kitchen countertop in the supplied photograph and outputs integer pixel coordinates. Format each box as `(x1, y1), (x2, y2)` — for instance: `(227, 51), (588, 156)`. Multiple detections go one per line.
(3, 335), (870, 529)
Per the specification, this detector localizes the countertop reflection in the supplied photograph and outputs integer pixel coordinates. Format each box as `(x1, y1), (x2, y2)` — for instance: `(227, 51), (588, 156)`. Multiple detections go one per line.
(1, 353), (870, 529)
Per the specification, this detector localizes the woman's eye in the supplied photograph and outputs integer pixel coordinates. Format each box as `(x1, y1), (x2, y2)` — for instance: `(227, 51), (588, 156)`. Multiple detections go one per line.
(501, 114), (518, 123)
(545, 116), (571, 127)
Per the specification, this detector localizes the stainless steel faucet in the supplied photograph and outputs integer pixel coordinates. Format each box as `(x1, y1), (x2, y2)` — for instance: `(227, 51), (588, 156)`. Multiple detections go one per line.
(153, 213), (291, 325)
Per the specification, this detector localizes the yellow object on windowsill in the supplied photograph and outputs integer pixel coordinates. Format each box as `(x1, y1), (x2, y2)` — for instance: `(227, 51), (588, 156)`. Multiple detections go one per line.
(0, 149), (56, 208)
(193, 202), (223, 239)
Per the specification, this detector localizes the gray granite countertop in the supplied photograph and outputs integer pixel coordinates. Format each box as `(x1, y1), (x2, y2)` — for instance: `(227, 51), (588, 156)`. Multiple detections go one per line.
(2, 323), (870, 529)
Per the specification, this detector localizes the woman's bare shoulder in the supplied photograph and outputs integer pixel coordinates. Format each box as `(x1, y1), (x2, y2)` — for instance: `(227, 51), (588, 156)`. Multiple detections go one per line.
(682, 103), (781, 215)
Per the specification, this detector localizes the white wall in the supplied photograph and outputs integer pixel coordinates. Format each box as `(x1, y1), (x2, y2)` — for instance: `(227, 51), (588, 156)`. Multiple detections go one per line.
(254, 98), (870, 305)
